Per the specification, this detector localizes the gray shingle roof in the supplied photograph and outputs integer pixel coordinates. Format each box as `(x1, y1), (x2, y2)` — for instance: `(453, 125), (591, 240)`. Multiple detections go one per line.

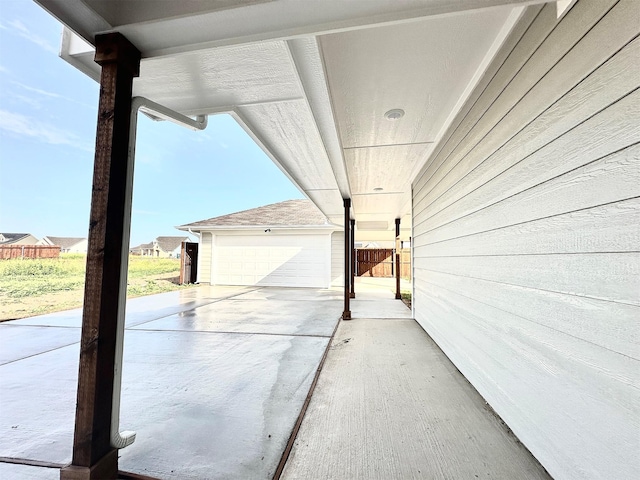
(130, 242), (154, 251)
(0, 233), (32, 244)
(130, 237), (189, 253)
(179, 200), (330, 229)
(156, 236), (189, 253)
(44, 236), (85, 249)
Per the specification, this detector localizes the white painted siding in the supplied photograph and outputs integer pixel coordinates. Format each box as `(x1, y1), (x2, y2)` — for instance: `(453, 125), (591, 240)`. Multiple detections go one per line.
(331, 231), (344, 286)
(198, 232), (212, 284)
(411, 2), (640, 479)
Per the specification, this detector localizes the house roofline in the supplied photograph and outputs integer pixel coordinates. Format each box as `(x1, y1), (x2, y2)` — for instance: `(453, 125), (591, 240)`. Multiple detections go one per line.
(176, 224), (341, 232)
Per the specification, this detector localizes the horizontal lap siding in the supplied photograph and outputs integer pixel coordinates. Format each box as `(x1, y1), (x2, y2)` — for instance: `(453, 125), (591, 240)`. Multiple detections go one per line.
(411, 1), (640, 479)
(199, 232), (212, 284)
(331, 231), (344, 286)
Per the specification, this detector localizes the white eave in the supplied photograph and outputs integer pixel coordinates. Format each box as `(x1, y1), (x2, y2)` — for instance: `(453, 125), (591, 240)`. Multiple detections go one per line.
(37, 0), (546, 234)
(176, 224), (341, 233)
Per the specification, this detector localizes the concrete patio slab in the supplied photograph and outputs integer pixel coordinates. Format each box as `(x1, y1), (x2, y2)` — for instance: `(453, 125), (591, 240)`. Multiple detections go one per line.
(1, 343), (77, 464)
(233, 287), (342, 302)
(350, 277), (412, 319)
(0, 325), (79, 365)
(281, 318), (551, 480)
(0, 285), (342, 479)
(0, 463), (59, 480)
(9, 286), (254, 328)
(117, 331), (330, 479)
(133, 298), (342, 337)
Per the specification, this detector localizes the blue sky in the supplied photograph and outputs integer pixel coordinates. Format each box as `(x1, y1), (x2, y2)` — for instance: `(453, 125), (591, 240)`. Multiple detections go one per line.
(0, 0), (303, 246)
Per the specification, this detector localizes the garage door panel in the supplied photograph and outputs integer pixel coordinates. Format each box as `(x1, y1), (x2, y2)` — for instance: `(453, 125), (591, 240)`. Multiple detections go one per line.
(213, 234), (330, 287)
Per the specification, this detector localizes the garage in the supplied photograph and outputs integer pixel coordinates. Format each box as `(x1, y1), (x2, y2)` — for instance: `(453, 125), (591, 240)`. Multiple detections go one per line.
(214, 233), (329, 287)
(177, 200), (344, 288)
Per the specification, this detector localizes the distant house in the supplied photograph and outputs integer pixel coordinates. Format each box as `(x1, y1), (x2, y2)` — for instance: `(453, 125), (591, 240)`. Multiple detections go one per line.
(38, 236), (88, 253)
(0, 233), (39, 245)
(130, 236), (190, 258)
(176, 199), (343, 288)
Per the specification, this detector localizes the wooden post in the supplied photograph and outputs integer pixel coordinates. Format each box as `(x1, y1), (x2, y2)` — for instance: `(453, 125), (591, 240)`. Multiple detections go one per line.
(60, 33), (140, 480)
(395, 254), (401, 300)
(349, 219), (355, 298)
(179, 241), (186, 285)
(342, 199), (351, 320)
(395, 218), (401, 300)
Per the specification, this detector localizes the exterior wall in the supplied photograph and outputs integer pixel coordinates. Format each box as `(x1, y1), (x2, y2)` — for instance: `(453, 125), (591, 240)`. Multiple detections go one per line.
(411, 2), (639, 479)
(68, 239), (88, 253)
(199, 231), (213, 284)
(2, 234), (39, 245)
(331, 231), (344, 287)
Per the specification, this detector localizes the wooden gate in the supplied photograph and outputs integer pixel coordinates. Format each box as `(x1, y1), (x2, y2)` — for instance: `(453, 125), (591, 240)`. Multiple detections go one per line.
(357, 249), (393, 277)
(180, 241), (198, 284)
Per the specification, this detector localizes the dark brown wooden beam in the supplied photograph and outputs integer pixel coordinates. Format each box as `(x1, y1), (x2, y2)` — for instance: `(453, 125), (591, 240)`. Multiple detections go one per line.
(349, 219), (355, 298)
(61, 32), (140, 480)
(342, 198), (351, 320)
(395, 218), (401, 300)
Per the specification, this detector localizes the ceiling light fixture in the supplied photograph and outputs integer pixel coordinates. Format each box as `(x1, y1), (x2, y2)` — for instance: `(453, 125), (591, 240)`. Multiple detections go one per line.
(373, 187), (384, 192)
(384, 109), (405, 120)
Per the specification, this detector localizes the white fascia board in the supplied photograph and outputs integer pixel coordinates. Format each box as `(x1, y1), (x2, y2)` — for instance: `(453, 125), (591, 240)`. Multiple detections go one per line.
(186, 226), (341, 235)
(286, 37), (351, 198)
(189, 110), (341, 227)
(60, 27), (100, 82)
(108, 1), (547, 58)
(43, 0), (548, 65)
(228, 110), (308, 199)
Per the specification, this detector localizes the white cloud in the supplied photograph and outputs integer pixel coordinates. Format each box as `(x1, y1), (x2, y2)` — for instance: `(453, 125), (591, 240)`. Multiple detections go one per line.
(0, 109), (92, 151)
(6, 19), (58, 55)
(11, 81), (96, 109)
(12, 94), (42, 109)
(12, 81), (62, 99)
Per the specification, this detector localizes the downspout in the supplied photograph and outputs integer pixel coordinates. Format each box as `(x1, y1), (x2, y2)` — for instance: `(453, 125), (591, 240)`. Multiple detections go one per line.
(111, 97), (207, 449)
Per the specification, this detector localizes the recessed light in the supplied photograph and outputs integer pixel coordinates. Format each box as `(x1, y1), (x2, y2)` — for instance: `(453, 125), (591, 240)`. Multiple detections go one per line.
(373, 187), (384, 192)
(384, 109), (405, 120)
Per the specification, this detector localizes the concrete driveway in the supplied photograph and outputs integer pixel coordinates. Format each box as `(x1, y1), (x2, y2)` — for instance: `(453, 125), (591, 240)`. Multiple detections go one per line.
(0, 285), (343, 479)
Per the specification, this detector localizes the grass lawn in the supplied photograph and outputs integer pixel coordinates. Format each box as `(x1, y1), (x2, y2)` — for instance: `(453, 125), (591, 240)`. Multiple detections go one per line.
(0, 254), (196, 321)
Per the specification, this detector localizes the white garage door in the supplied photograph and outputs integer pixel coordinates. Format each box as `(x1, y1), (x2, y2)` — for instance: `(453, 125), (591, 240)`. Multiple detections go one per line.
(213, 234), (329, 287)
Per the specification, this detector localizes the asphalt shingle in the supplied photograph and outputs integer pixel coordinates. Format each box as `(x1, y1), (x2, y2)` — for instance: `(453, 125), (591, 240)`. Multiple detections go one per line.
(179, 199), (330, 228)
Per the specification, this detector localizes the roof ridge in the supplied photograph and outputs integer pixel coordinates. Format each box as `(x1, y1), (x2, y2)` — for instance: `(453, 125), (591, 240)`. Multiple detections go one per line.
(177, 199), (332, 229)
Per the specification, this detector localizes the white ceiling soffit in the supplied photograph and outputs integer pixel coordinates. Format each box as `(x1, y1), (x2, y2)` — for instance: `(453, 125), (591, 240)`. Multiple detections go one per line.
(37, 0), (540, 56)
(36, 0), (541, 233)
(136, 42), (303, 114)
(317, 5), (522, 229)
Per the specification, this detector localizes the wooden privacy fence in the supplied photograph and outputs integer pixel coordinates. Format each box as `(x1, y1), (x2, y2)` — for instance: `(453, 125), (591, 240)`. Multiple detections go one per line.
(357, 248), (393, 277)
(400, 249), (411, 280)
(0, 245), (60, 260)
(356, 248), (411, 279)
